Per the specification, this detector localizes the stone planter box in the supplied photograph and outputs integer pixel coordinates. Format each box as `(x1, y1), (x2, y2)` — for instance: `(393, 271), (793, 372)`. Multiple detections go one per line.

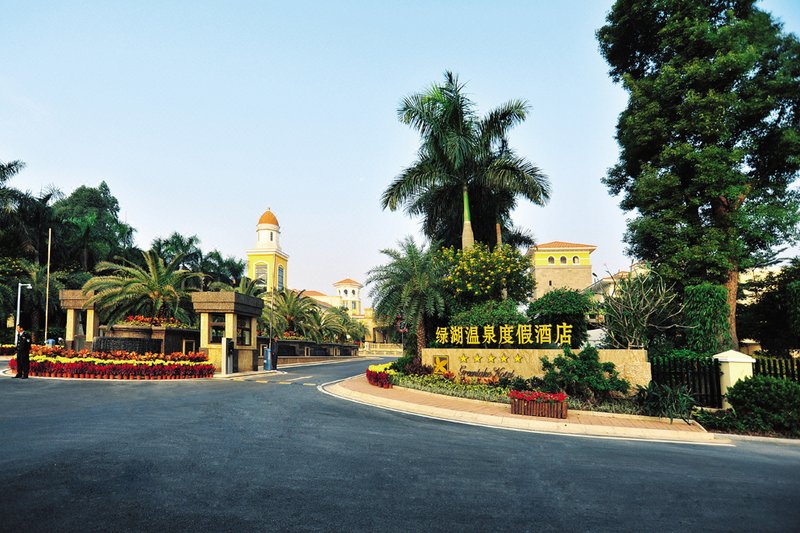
(510, 398), (568, 419)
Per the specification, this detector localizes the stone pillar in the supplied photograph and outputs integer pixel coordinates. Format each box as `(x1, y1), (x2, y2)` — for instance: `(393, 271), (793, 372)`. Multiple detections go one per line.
(59, 290), (96, 351)
(713, 350), (756, 410)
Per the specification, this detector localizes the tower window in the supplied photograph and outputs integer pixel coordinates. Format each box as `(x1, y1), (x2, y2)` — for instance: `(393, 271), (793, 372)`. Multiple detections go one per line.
(270, 232), (273, 242)
(344, 289), (348, 296)
(572, 256), (580, 264)
(560, 256), (567, 264)
(255, 264), (268, 284)
(548, 256), (555, 264)
(277, 266), (285, 291)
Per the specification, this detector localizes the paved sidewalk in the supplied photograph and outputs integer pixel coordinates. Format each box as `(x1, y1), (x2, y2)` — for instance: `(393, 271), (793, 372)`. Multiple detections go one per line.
(325, 375), (731, 444)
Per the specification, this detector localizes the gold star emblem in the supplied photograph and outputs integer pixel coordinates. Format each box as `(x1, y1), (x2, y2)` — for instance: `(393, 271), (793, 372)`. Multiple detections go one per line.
(473, 355), (481, 363)
(514, 355), (523, 363)
(460, 355), (468, 363)
(488, 355), (496, 363)
(500, 355), (509, 363)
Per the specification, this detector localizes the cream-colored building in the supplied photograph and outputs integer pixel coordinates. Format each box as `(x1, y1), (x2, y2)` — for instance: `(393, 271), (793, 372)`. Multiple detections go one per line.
(528, 241), (596, 299)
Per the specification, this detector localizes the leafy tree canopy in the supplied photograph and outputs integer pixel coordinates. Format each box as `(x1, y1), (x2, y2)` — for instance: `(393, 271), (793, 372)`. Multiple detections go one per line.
(597, 0), (800, 346)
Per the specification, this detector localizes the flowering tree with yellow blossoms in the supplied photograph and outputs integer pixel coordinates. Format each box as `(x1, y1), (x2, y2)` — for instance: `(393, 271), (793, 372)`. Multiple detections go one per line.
(437, 243), (533, 308)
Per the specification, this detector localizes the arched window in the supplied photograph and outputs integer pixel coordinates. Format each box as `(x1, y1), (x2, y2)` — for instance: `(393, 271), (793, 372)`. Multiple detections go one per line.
(560, 256), (567, 264)
(572, 256), (580, 264)
(548, 256), (555, 264)
(255, 264), (268, 285)
(277, 266), (285, 291)
(270, 232), (274, 242)
(344, 289), (348, 296)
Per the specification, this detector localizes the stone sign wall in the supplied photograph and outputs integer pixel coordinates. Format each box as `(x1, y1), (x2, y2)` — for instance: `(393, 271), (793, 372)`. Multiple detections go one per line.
(421, 348), (651, 388)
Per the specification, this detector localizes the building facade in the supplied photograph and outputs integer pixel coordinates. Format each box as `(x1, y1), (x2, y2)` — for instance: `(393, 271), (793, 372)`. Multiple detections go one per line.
(528, 241), (596, 299)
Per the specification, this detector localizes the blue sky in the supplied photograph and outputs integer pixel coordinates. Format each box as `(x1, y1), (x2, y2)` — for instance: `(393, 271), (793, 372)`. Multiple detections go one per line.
(2, 1), (799, 301)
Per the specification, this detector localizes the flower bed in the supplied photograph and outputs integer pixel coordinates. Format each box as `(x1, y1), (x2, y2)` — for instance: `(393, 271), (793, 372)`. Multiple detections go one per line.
(509, 390), (568, 419)
(366, 363), (395, 388)
(9, 349), (214, 380)
(116, 315), (193, 329)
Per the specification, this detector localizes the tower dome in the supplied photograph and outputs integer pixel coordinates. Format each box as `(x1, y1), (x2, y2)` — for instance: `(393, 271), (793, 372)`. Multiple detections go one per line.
(258, 208), (279, 226)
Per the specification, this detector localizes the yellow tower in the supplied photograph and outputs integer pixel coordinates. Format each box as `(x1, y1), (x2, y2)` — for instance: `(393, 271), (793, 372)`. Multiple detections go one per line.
(246, 208), (289, 291)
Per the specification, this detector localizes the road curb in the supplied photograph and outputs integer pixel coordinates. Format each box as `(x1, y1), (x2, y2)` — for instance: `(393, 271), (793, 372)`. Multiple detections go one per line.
(322, 377), (732, 445)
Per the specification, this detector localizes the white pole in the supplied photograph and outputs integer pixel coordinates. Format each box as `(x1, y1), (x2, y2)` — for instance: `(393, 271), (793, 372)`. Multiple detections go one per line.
(14, 283), (31, 345)
(44, 227), (52, 341)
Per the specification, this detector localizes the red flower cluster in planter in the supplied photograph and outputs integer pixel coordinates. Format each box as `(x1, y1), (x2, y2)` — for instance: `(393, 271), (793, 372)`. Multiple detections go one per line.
(9, 350), (215, 380)
(365, 369), (392, 388)
(508, 390), (568, 419)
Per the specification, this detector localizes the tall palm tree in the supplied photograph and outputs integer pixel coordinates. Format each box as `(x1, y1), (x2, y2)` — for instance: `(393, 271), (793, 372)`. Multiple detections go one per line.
(382, 71), (550, 250)
(83, 250), (204, 325)
(367, 237), (446, 355)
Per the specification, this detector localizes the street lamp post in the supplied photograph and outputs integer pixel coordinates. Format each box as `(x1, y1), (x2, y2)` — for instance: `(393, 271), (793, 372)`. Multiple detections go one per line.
(15, 283), (32, 345)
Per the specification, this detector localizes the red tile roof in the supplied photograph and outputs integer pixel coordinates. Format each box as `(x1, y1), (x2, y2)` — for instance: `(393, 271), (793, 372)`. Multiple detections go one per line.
(333, 278), (363, 287)
(532, 241), (597, 251)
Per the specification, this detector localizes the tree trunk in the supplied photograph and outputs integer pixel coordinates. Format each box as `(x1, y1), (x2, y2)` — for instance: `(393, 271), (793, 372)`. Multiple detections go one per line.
(461, 185), (474, 250)
(416, 318), (426, 357)
(724, 268), (739, 349)
(495, 220), (503, 248)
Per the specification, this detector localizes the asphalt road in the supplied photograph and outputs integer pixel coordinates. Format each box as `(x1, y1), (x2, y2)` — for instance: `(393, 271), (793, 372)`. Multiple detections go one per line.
(1, 358), (799, 532)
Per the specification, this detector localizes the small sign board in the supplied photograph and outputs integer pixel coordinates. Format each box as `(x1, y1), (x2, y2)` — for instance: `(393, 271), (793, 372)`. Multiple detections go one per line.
(433, 355), (449, 375)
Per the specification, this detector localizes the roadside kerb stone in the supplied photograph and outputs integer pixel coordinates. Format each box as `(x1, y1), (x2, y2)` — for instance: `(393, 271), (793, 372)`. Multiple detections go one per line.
(325, 376), (729, 444)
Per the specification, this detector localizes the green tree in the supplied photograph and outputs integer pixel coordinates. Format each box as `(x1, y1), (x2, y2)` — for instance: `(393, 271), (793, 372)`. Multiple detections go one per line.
(597, 0), (800, 347)
(382, 71), (550, 250)
(151, 233), (202, 270)
(367, 237), (447, 355)
(83, 250), (203, 325)
(601, 270), (683, 350)
(16, 259), (68, 341)
(52, 182), (137, 271)
(438, 243), (533, 308)
(264, 290), (319, 337)
(527, 288), (593, 348)
(684, 283), (733, 354)
(738, 259), (800, 355)
(210, 276), (266, 297)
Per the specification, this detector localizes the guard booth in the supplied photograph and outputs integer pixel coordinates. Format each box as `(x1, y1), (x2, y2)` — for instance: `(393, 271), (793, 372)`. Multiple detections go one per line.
(59, 290), (100, 351)
(191, 292), (263, 374)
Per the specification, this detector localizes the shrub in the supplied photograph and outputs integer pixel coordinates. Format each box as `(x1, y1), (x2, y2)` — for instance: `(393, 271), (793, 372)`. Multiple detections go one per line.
(602, 270), (683, 350)
(391, 373), (510, 403)
(391, 354), (432, 376)
(726, 375), (800, 436)
(540, 346), (630, 403)
(684, 283), (732, 354)
(636, 381), (695, 423)
(527, 288), (592, 348)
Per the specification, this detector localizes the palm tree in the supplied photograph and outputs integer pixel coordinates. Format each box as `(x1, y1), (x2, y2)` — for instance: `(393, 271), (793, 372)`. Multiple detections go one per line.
(210, 276), (266, 297)
(367, 237), (446, 355)
(150, 232), (202, 270)
(83, 250), (204, 325)
(382, 71), (550, 250)
(264, 290), (319, 337)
